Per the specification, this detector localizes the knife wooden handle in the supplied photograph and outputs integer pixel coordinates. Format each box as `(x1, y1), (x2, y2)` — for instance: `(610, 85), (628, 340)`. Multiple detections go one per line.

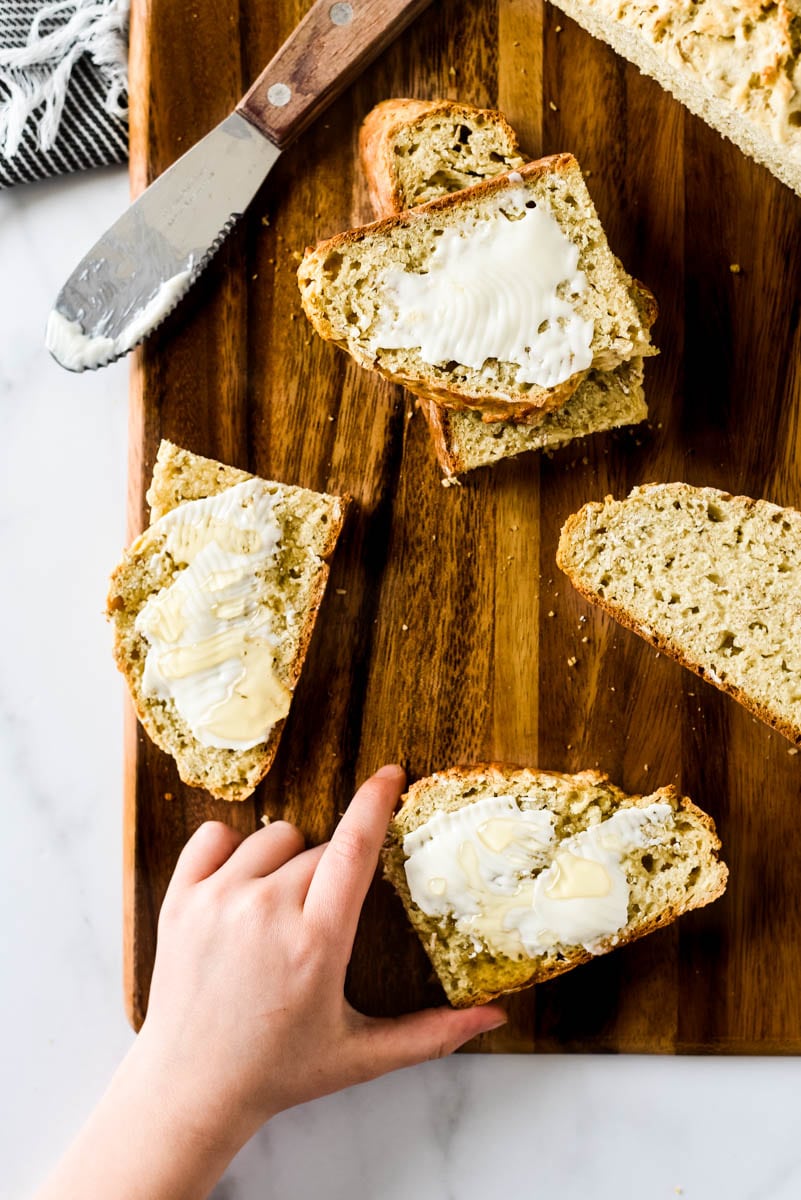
(236, 0), (433, 149)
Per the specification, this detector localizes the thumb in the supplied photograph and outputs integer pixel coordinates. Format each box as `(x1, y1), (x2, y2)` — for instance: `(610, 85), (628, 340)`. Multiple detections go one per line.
(356, 1004), (507, 1076)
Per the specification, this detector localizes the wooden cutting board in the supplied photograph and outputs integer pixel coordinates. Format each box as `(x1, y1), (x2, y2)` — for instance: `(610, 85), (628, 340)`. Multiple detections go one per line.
(124, 0), (801, 1052)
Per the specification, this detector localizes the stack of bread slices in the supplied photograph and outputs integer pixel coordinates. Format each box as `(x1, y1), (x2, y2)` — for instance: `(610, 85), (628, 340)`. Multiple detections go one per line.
(298, 99), (657, 480)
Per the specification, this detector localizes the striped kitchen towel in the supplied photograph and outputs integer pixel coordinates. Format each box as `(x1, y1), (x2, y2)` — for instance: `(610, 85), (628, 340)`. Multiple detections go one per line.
(0, 0), (129, 188)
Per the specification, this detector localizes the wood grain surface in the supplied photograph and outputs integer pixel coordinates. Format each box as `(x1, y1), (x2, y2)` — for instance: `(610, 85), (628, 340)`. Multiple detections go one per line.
(125, 0), (801, 1051)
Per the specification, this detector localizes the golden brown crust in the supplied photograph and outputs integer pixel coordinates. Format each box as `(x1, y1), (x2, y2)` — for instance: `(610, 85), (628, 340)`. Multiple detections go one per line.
(556, 486), (801, 747)
(382, 763), (727, 1007)
(358, 98), (524, 219)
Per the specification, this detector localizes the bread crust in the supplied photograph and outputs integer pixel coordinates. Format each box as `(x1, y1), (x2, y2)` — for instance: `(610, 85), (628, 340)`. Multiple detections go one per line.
(359, 98), (525, 219)
(382, 763), (727, 1007)
(107, 442), (350, 801)
(299, 154), (652, 421)
(557, 484), (801, 747)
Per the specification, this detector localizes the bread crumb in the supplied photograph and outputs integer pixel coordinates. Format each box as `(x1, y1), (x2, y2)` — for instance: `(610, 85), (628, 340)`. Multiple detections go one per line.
(548, 610), (556, 618)
(260, 814), (271, 826)
(164, 792), (173, 801)
(335, 588), (347, 595)
(251, 273), (258, 281)
(448, 65), (456, 76)
(789, 747), (799, 756)
(441, 476), (462, 488)
(643, 764), (649, 772)
(549, 101), (558, 112)
(261, 215), (270, 227)
(567, 656), (577, 667)
(729, 263), (742, 274)
(581, 636), (589, 643)
(327, 415), (334, 421)
(402, 623), (409, 631)
(555, 24), (563, 31)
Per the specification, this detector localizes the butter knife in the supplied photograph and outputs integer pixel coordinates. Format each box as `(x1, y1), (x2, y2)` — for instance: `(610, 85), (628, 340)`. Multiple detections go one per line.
(46, 0), (432, 371)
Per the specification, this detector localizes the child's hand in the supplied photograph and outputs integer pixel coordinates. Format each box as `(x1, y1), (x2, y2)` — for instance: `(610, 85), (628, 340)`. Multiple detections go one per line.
(37, 765), (506, 1200)
(139, 764), (506, 1145)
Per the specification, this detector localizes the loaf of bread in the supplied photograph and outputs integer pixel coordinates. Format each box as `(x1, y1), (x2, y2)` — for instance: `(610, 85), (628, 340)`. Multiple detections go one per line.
(358, 99), (654, 473)
(548, 0), (801, 197)
(359, 98), (525, 215)
(383, 764), (727, 1006)
(107, 440), (348, 801)
(298, 154), (655, 423)
(557, 482), (801, 744)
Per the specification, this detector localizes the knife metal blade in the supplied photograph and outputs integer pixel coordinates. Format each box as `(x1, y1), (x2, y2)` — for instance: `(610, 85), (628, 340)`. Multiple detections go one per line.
(46, 0), (433, 373)
(46, 113), (279, 372)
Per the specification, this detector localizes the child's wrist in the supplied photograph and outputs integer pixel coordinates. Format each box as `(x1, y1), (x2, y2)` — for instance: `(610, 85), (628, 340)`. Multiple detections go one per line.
(122, 1030), (261, 1168)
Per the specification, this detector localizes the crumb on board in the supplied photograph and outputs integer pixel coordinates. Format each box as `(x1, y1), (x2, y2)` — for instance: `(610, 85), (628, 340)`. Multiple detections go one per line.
(549, 101), (558, 111)
(164, 792), (173, 802)
(335, 588), (347, 595)
(567, 656), (577, 667)
(547, 610), (556, 618)
(729, 263), (742, 274)
(261, 814), (271, 827)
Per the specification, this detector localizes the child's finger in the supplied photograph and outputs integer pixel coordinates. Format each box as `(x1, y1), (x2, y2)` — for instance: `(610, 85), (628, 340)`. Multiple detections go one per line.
(276, 842), (328, 898)
(303, 765), (405, 942)
(169, 821), (246, 889)
(220, 820), (305, 881)
(357, 1004), (507, 1075)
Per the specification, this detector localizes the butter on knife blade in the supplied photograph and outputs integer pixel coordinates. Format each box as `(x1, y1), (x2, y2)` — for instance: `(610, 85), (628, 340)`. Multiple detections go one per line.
(46, 0), (433, 372)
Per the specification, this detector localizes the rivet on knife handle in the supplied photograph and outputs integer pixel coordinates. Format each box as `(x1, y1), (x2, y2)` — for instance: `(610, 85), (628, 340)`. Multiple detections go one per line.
(237, 0), (433, 150)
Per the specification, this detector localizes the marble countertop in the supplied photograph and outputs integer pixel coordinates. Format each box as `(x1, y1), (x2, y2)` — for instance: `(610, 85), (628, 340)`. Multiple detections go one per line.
(2, 168), (800, 1200)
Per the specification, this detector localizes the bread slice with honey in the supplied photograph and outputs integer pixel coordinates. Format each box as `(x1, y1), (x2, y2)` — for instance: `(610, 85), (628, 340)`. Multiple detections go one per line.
(382, 764), (727, 1007)
(557, 482), (801, 745)
(298, 154), (656, 423)
(107, 440), (348, 802)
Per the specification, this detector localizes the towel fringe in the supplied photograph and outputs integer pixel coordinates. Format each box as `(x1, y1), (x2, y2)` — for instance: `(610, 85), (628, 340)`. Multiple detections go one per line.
(0, 0), (129, 157)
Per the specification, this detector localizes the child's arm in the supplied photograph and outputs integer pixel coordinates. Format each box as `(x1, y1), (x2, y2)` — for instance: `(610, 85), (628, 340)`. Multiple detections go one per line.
(36, 765), (506, 1200)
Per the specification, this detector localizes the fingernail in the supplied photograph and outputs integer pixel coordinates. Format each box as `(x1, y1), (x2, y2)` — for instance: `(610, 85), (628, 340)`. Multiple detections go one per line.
(375, 763), (405, 780)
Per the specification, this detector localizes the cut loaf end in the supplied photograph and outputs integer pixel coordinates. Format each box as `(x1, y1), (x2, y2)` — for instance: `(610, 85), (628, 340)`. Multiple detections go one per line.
(383, 764), (726, 1007)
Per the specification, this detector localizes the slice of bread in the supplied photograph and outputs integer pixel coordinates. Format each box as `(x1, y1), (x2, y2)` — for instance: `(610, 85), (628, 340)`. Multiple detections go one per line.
(359, 98), (525, 215)
(383, 764), (727, 1007)
(358, 98), (655, 474)
(108, 440), (348, 801)
(421, 358), (647, 477)
(298, 154), (656, 422)
(557, 482), (801, 745)
(548, 0), (801, 198)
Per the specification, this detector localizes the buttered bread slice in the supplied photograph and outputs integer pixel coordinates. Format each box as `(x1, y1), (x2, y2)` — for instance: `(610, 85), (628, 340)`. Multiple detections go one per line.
(558, 483), (801, 744)
(383, 765), (726, 1006)
(108, 441), (348, 801)
(298, 155), (655, 423)
(358, 99), (653, 474)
